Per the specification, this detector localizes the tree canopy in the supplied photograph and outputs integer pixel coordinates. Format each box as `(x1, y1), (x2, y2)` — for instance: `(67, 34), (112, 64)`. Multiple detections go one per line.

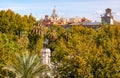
(0, 9), (36, 35)
(0, 9), (120, 78)
(48, 25), (120, 78)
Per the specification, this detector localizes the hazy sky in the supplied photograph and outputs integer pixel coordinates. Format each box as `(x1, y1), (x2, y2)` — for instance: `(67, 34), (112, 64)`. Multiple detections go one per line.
(0, 0), (120, 21)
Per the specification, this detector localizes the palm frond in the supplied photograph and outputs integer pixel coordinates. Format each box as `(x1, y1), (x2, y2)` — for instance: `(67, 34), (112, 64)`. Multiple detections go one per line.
(3, 51), (48, 78)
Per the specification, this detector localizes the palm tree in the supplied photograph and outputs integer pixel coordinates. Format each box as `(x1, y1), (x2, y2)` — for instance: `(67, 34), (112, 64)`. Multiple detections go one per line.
(47, 29), (58, 42)
(3, 51), (48, 78)
(32, 24), (47, 37)
(32, 24), (48, 53)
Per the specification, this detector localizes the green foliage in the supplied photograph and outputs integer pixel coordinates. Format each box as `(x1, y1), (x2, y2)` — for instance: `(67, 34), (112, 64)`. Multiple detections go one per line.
(1, 9), (120, 78)
(0, 9), (36, 36)
(28, 25), (48, 54)
(49, 25), (120, 78)
(0, 33), (23, 77)
(3, 51), (48, 78)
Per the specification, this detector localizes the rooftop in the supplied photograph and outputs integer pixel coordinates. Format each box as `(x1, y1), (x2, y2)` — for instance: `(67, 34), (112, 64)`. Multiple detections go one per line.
(83, 22), (101, 26)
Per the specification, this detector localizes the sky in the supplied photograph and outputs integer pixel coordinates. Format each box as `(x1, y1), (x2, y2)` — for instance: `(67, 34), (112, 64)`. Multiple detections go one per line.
(0, 0), (120, 21)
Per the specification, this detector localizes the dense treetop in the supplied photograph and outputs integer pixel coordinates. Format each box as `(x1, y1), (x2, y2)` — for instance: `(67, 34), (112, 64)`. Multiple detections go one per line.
(0, 9), (36, 35)
(0, 9), (120, 78)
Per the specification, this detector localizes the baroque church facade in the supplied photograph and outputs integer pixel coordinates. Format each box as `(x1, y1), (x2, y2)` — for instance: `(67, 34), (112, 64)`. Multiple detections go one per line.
(43, 7), (67, 26)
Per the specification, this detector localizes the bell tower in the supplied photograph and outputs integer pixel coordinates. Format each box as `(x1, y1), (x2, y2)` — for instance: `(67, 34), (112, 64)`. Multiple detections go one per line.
(106, 8), (112, 16)
(51, 6), (58, 20)
(101, 8), (114, 25)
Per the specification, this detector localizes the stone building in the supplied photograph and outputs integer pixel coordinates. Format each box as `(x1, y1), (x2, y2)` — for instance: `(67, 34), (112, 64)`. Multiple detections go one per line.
(43, 7), (68, 26)
(101, 8), (114, 25)
(83, 22), (101, 29)
(43, 15), (52, 26)
(51, 7), (59, 21)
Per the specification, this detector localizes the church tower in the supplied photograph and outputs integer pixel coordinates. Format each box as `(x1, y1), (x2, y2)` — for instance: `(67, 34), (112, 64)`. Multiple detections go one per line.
(51, 6), (58, 20)
(101, 8), (114, 25)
